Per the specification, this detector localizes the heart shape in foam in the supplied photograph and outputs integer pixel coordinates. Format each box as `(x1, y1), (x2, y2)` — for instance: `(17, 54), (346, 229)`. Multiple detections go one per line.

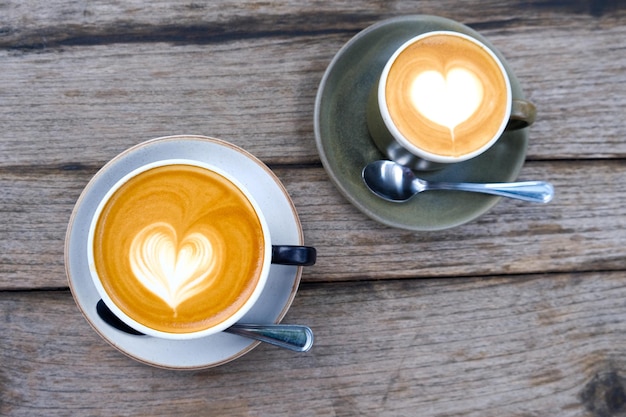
(130, 222), (217, 311)
(410, 67), (483, 135)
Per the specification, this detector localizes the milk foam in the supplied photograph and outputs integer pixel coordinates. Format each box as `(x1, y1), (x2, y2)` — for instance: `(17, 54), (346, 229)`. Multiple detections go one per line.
(410, 67), (483, 140)
(129, 222), (218, 312)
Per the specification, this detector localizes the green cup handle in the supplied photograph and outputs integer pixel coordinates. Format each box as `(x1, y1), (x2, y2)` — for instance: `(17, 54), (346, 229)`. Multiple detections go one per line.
(507, 99), (536, 130)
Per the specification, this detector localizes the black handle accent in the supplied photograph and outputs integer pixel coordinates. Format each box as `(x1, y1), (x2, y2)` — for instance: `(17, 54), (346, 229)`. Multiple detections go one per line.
(271, 245), (316, 266)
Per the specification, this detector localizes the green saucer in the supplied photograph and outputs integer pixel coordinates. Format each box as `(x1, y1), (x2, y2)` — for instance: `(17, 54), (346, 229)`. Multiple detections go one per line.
(314, 15), (529, 231)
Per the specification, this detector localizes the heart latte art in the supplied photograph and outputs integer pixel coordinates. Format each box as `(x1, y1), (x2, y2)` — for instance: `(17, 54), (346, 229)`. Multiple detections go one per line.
(92, 164), (266, 334)
(384, 32), (509, 158)
(409, 68), (483, 139)
(130, 222), (218, 312)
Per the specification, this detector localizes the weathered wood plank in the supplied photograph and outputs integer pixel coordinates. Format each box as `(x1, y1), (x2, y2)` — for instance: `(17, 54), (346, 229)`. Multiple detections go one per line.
(296, 160), (626, 282)
(1, 10), (625, 166)
(1, 271), (625, 416)
(0, 37), (329, 166)
(2, 0), (625, 50)
(1, 160), (624, 289)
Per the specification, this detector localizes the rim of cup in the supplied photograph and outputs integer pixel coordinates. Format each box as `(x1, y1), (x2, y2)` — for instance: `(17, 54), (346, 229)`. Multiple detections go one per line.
(377, 30), (513, 164)
(87, 158), (273, 340)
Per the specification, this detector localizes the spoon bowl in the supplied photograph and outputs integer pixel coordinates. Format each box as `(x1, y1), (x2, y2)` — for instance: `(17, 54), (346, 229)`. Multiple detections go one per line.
(363, 160), (554, 203)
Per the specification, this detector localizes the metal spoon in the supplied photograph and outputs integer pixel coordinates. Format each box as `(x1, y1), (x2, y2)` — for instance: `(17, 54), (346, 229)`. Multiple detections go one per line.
(96, 300), (313, 352)
(363, 160), (554, 203)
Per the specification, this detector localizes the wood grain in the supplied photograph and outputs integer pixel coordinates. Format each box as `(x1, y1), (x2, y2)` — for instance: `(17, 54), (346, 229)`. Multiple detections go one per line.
(2, 1), (626, 416)
(2, 0), (625, 50)
(1, 272), (626, 416)
(1, 3), (625, 166)
(1, 160), (625, 289)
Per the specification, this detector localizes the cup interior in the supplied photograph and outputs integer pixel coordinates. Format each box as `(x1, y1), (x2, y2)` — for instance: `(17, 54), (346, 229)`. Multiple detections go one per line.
(87, 159), (273, 340)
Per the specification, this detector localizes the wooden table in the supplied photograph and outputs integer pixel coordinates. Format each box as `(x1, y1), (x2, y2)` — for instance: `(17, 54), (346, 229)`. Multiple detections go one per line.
(2, 1), (626, 415)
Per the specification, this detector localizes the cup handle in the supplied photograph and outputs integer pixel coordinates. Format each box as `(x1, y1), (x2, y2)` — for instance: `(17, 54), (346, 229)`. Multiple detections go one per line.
(272, 245), (316, 266)
(506, 99), (536, 130)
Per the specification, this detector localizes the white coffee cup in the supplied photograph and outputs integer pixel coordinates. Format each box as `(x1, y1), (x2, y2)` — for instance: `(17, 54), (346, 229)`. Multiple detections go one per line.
(88, 159), (314, 340)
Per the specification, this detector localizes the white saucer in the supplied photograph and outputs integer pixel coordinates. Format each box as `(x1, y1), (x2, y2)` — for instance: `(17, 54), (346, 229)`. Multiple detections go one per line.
(65, 135), (304, 369)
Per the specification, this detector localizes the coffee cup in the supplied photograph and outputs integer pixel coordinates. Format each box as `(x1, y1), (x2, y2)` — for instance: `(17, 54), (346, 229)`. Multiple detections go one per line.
(87, 158), (315, 340)
(367, 30), (536, 171)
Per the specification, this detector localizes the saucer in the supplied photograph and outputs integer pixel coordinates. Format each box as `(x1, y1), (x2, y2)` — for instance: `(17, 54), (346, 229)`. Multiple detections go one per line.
(65, 135), (304, 369)
(314, 15), (529, 231)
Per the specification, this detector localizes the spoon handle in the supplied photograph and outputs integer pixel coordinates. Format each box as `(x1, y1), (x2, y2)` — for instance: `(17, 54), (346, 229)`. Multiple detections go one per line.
(428, 180), (554, 203)
(96, 299), (313, 352)
(227, 324), (314, 352)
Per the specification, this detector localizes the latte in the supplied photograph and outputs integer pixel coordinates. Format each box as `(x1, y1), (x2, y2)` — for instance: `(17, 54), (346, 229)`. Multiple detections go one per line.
(381, 31), (510, 160)
(90, 161), (268, 335)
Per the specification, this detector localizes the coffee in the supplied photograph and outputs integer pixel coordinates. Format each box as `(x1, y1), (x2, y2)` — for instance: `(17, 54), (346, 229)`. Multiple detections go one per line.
(382, 31), (510, 159)
(90, 161), (267, 335)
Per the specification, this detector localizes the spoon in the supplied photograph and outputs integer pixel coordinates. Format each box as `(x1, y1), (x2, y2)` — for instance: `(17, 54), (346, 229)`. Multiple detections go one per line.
(363, 160), (554, 203)
(96, 300), (313, 352)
